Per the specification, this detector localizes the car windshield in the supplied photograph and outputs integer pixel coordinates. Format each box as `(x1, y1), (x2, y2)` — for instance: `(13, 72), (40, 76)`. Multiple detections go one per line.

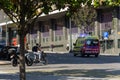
(86, 39), (99, 46)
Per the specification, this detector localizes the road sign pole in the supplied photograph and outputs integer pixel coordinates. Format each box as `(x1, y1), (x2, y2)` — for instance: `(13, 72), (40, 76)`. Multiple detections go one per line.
(105, 40), (107, 53)
(103, 32), (109, 53)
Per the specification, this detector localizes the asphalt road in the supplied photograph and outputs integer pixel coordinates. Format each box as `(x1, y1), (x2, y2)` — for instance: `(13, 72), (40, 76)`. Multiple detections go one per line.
(0, 52), (120, 80)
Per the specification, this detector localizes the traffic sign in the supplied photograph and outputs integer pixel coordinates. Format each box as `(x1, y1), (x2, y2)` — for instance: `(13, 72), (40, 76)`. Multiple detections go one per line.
(103, 32), (109, 40)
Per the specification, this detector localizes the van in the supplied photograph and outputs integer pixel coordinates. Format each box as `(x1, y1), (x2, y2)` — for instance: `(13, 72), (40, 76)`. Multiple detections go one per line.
(72, 36), (100, 57)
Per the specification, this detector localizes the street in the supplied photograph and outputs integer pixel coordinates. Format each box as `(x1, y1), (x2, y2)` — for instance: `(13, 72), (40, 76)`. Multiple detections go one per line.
(0, 52), (120, 80)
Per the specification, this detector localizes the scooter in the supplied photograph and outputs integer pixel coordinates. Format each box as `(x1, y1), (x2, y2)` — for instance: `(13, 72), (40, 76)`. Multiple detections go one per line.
(26, 51), (47, 65)
(9, 49), (33, 67)
(10, 51), (18, 67)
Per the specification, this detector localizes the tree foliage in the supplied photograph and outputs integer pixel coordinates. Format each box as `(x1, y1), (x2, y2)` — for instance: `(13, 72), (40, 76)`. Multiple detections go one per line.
(93, 0), (120, 7)
(71, 5), (97, 32)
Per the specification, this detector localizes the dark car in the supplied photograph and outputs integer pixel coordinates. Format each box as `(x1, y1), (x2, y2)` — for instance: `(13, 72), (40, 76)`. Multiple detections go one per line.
(0, 39), (6, 46)
(0, 45), (5, 59)
(0, 45), (4, 52)
(0, 46), (18, 60)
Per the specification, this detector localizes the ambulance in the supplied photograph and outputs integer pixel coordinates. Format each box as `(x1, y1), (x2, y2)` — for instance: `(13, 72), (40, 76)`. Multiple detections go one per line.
(72, 35), (100, 57)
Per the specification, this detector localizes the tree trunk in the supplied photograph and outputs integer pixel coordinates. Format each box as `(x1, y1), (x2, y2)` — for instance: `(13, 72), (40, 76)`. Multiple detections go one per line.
(19, 33), (26, 80)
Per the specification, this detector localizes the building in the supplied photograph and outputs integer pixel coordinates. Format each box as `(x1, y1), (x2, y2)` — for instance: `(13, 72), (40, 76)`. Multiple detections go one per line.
(96, 7), (120, 54)
(0, 7), (120, 54)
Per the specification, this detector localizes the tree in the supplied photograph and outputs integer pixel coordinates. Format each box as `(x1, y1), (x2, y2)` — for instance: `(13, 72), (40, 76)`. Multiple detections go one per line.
(71, 5), (97, 34)
(0, 0), (120, 80)
(0, 0), (88, 80)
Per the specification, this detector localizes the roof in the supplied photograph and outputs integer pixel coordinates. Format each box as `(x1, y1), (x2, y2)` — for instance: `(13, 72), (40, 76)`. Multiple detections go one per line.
(0, 7), (68, 26)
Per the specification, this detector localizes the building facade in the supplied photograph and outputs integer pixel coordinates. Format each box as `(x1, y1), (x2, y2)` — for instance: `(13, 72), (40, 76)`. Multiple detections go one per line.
(96, 7), (120, 54)
(0, 7), (120, 54)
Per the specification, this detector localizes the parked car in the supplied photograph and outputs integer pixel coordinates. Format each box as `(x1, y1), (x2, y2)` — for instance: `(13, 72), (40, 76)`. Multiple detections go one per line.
(0, 39), (6, 46)
(0, 45), (4, 52)
(0, 46), (18, 60)
(0, 45), (5, 59)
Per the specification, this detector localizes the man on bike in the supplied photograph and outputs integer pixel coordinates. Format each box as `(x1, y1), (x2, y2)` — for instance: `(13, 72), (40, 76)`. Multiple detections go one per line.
(32, 43), (42, 61)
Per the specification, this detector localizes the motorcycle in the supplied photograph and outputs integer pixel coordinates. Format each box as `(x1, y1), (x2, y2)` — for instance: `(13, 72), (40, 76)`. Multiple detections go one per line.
(9, 48), (33, 67)
(26, 51), (47, 65)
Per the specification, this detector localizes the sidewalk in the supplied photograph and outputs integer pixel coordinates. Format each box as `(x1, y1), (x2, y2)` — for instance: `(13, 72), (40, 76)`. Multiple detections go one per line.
(0, 60), (11, 65)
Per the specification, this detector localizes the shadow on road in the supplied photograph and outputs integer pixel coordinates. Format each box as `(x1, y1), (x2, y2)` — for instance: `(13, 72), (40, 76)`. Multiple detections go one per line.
(26, 68), (120, 78)
(0, 68), (120, 80)
(0, 52), (120, 80)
